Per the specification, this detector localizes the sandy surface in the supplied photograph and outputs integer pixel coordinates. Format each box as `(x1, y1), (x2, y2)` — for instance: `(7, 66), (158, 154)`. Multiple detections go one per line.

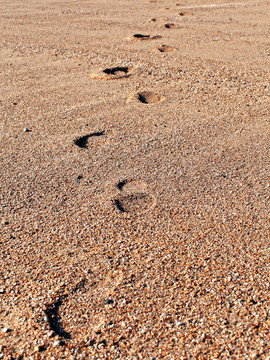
(0, 0), (269, 358)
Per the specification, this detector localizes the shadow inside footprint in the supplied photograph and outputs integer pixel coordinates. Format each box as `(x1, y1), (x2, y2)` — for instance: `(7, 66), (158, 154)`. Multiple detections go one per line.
(133, 34), (150, 39)
(117, 179), (128, 191)
(75, 131), (105, 149)
(45, 297), (71, 339)
(129, 34), (162, 41)
(90, 66), (132, 80)
(127, 91), (164, 104)
(138, 91), (163, 104)
(156, 45), (176, 53)
(103, 67), (129, 75)
(178, 12), (191, 16)
(117, 179), (147, 192)
(164, 23), (179, 29)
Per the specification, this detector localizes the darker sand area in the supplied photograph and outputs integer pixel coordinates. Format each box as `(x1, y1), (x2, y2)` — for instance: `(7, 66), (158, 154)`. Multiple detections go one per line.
(0, 0), (269, 358)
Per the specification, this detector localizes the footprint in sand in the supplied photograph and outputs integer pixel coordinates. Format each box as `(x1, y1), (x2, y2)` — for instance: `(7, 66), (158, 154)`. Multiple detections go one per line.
(153, 45), (176, 53)
(43, 280), (85, 340)
(148, 17), (163, 23)
(163, 23), (179, 29)
(127, 34), (162, 41)
(127, 91), (164, 104)
(90, 66), (133, 80)
(159, 7), (171, 11)
(46, 270), (124, 338)
(117, 179), (148, 192)
(114, 179), (155, 214)
(74, 131), (105, 149)
(44, 296), (71, 339)
(114, 193), (154, 213)
(177, 11), (191, 16)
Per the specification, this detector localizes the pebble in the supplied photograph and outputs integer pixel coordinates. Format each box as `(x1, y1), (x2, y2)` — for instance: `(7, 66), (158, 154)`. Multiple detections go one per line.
(34, 345), (41, 352)
(23, 127), (30, 132)
(53, 340), (61, 347)
(176, 321), (184, 326)
(2, 327), (10, 333)
(104, 298), (114, 304)
(47, 330), (55, 338)
(0, 288), (6, 294)
(1, 220), (8, 225)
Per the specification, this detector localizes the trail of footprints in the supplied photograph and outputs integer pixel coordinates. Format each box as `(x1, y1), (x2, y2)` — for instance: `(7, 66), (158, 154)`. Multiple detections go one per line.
(74, 131), (155, 214)
(80, 4), (186, 215)
(38, 1), (190, 345)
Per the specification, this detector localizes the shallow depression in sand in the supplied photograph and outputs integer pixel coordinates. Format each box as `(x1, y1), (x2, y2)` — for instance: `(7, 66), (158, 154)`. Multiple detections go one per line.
(103, 66), (129, 75)
(74, 131), (105, 149)
(133, 33), (150, 39)
(137, 91), (163, 104)
(164, 23), (179, 29)
(90, 66), (132, 80)
(117, 179), (147, 192)
(178, 12), (191, 16)
(128, 34), (162, 41)
(114, 193), (153, 214)
(155, 45), (176, 53)
(127, 91), (164, 104)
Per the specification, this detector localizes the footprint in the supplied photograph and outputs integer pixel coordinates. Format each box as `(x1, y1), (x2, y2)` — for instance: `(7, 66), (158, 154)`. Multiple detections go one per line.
(74, 131), (105, 149)
(114, 179), (155, 214)
(159, 7), (170, 11)
(90, 66), (133, 80)
(154, 45), (176, 53)
(117, 179), (147, 192)
(177, 12), (191, 16)
(44, 296), (71, 339)
(44, 280), (85, 340)
(163, 23), (179, 29)
(127, 34), (162, 41)
(148, 17), (163, 22)
(127, 91), (164, 104)
(114, 193), (154, 214)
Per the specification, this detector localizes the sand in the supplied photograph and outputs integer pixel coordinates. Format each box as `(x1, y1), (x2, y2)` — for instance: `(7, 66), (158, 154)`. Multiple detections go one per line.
(0, 0), (269, 358)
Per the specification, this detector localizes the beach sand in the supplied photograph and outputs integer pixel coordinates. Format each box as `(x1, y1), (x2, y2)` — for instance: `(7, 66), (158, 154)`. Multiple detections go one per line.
(0, 0), (269, 358)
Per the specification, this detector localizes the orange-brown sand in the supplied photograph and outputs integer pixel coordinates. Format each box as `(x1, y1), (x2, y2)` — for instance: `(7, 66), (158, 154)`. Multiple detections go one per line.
(0, 0), (269, 358)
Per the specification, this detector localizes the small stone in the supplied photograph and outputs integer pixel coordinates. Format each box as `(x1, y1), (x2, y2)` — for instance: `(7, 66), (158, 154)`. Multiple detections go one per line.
(2, 327), (10, 333)
(53, 340), (61, 347)
(0, 288), (6, 294)
(104, 298), (114, 304)
(47, 330), (55, 338)
(24, 127), (30, 132)
(1, 220), (8, 226)
(176, 321), (184, 326)
(89, 339), (95, 346)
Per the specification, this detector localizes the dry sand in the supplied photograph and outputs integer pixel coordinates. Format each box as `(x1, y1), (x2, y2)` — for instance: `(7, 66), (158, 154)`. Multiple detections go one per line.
(0, 0), (269, 358)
